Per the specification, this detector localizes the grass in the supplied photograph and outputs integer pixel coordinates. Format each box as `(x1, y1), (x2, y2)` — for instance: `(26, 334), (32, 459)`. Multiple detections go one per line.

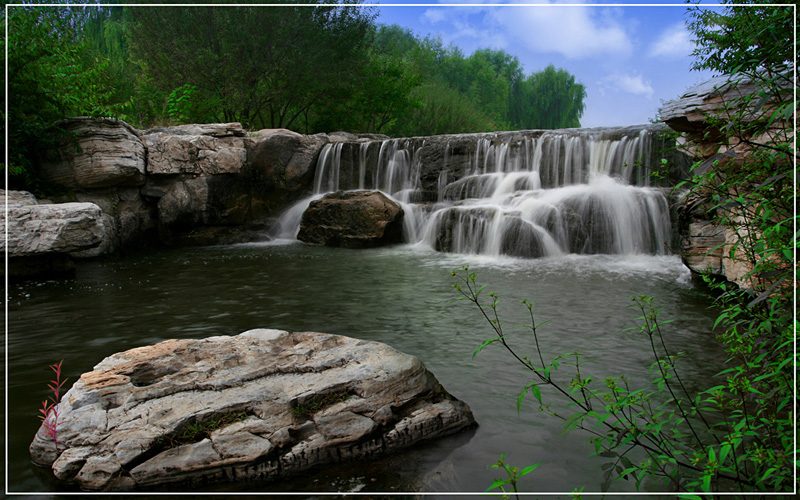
(291, 391), (351, 418)
(155, 411), (249, 449)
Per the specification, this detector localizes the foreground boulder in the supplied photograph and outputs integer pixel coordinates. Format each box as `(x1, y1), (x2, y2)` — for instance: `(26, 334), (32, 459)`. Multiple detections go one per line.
(30, 329), (475, 491)
(297, 190), (404, 248)
(1, 190), (113, 277)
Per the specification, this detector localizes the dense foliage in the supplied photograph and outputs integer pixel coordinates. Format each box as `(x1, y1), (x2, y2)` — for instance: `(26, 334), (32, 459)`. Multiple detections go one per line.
(3, 1), (586, 194)
(677, 1), (796, 493)
(3, 4), (122, 192)
(457, 1), (796, 496)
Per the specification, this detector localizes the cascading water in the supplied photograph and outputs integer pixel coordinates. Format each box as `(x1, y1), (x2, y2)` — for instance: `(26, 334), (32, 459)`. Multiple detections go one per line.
(271, 126), (673, 258)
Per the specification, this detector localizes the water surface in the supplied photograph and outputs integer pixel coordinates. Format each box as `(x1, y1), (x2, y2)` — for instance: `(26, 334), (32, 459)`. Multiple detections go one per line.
(7, 242), (724, 496)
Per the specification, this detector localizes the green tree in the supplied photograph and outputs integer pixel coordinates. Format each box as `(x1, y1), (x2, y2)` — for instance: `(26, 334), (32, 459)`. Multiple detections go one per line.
(389, 78), (502, 137)
(310, 24), (423, 133)
(516, 65), (586, 129)
(3, 3), (123, 194)
(126, 1), (376, 131)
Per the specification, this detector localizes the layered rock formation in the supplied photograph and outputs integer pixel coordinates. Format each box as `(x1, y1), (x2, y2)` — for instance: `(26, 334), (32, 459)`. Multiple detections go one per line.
(29, 329), (475, 491)
(661, 74), (790, 286)
(31, 118), (378, 256)
(41, 118), (146, 189)
(1, 190), (112, 277)
(660, 73), (789, 161)
(297, 191), (404, 248)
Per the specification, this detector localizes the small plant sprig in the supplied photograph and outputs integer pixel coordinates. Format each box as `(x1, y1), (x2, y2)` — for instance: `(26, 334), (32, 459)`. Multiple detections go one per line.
(38, 360), (67, 444)
(487, 454), (540, 500)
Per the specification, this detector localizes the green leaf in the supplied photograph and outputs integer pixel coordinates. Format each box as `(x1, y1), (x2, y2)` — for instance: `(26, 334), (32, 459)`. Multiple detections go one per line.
(519, 464), (540, 477)
(473, 337), (500, 359)
(561, 413), (583, 435)
(530, 384), (542, 404)
(485, 478), (509, 492)
(516, 387), (527, 415)
(701, 474), (712, 492)
(719, 444), (731, 464)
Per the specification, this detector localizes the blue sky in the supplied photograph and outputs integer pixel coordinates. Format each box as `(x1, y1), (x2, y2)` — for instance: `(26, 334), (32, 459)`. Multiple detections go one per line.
(372, 1), (721, 128)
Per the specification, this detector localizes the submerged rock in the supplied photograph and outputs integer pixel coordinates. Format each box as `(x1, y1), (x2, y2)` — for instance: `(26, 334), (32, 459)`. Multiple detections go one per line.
(29, 330), (475, 491)
(297, 190), (404, 248)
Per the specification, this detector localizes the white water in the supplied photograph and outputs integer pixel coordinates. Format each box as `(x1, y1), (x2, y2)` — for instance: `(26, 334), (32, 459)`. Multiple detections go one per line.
(271, 128), (672, 258)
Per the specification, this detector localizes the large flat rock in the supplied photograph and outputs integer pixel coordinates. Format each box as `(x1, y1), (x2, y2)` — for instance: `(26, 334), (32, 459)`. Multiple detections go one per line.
(30, 330), (475, 491)
(1, 190), (110, 257)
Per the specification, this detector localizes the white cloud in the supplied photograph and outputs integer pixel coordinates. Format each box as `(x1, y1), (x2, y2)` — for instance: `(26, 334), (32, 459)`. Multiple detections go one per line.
(487, 3), (633, 59)
(422, 8), (448, 25)
(420, 7), (509, 53)
(597, 73), (654, 99)
(648, 22), (693, 58)
(417, 2), (633, 59)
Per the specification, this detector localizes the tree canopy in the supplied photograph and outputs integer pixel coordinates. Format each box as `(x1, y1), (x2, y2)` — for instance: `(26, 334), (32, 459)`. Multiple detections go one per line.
(3, 2), (588, 192)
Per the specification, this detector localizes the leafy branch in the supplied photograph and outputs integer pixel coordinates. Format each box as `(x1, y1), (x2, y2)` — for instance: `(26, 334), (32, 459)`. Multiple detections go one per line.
(452, 266), (792, 495)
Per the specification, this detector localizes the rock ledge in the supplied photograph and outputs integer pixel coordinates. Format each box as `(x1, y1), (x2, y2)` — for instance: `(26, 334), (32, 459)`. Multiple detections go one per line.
(30, 330), (475, 491)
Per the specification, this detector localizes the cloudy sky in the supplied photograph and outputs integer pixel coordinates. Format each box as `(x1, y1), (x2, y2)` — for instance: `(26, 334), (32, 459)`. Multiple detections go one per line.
(374, 1), (721, 128)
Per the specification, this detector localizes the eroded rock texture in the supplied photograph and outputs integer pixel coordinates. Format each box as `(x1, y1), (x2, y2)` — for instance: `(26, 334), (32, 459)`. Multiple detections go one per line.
(41, 118), (146, 189)
(29, 330), (475, 491)
(661, 74), (791, 287)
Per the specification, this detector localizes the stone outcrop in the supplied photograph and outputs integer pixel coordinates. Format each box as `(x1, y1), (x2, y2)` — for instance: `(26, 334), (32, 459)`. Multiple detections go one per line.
(34, 118), (334, 253)
(142, 123), (246, 138)
(660, 72), (792, 177)
(246, 129), (328, 214)
(29, 329), (475, 491)
(673, 191), (727, 280)
(297, 191), (404, 248)
(1, 189), (113, 277)
(143, 133), (247, 176)
(661, 74), (791, 287)
(659, 74), (788, 161)
(41, 118), (146, 189)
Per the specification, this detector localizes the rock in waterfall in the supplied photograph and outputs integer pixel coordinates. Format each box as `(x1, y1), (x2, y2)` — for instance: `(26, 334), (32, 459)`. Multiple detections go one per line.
(29, 330), (475, 491)
(297, 191), (404, 248)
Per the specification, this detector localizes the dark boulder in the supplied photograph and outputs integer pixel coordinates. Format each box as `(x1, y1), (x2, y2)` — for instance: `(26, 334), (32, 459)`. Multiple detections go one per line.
(297, 191), (404, 249)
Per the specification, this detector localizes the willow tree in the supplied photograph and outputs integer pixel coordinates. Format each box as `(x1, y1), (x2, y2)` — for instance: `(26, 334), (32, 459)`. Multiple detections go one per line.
(514, 65), (587, 129)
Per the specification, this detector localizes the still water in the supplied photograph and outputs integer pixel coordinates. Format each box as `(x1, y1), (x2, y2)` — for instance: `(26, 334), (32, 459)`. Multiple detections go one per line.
(6, 241), (724, 496)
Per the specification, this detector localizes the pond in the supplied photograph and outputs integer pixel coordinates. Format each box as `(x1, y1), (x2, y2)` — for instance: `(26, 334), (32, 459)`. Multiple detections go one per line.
(6, 241), (725, 496)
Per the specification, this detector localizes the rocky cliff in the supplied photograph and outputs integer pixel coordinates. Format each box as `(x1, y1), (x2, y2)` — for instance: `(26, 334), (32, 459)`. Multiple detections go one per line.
(37, 118), (366, 252)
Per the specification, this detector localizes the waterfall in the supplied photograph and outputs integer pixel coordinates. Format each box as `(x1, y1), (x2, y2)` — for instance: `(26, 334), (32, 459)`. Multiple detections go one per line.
(270, 125), (673, 257)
